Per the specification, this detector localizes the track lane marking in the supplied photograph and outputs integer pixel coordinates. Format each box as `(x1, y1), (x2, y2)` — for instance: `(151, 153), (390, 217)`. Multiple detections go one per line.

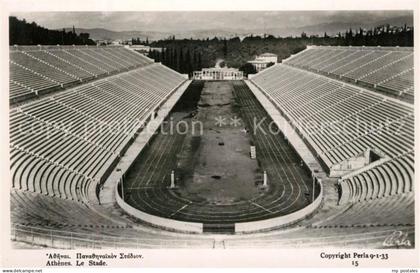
(250, 201), (274, 213)
(170, 204), (189, 217)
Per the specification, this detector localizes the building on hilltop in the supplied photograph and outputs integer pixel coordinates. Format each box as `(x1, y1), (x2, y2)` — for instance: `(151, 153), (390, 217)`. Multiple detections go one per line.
(248, 53), (278, 72)
(126, 44), (163, 55)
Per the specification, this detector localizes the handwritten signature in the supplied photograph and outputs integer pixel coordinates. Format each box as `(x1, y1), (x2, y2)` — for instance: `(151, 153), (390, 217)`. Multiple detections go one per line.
(382, 230), (411, 247)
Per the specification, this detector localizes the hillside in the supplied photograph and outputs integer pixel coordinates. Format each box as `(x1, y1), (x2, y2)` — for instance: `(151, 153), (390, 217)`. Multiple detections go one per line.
(64, 14), (413, 41)
(147, 22), (413, 78)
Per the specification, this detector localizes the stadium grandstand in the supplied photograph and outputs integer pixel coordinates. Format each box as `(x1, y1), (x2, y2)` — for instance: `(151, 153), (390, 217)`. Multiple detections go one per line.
(9, 44), (414, 249)
(283, 46), (414, 103)
(9, 45), (153, 104)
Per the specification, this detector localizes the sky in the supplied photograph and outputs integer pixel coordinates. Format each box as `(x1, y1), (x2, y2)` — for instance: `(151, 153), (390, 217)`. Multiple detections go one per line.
(11, 11), (413, 32)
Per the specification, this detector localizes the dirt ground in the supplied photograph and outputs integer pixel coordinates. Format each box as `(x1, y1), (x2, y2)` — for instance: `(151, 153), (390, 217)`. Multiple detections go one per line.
(176, 81), (261, 205)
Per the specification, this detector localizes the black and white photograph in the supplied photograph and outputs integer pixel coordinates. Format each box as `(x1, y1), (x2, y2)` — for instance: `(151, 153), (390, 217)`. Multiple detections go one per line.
(0, 0), (418, 270)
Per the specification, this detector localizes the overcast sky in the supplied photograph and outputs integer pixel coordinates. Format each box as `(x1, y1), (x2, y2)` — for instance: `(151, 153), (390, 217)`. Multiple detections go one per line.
(12, 11), (412, 32)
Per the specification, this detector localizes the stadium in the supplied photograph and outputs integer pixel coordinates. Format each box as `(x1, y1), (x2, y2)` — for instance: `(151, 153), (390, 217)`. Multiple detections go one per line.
(8, 16), (414, 249)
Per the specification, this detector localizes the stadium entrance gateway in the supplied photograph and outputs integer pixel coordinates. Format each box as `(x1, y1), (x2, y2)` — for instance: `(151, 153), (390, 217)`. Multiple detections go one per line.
(193, 67), (243, 80)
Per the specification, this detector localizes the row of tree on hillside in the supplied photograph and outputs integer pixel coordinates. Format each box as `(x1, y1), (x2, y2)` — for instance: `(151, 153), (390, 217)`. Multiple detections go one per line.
(131, 37), (149, 45)
(9, 16), (96, 45)
(146, 23), (413, 74)
(148, 47), (203, 76)
(300, 24), (413, 46)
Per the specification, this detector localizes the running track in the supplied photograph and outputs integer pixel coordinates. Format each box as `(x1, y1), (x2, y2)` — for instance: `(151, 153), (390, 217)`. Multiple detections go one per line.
(123, 81), (315, 225)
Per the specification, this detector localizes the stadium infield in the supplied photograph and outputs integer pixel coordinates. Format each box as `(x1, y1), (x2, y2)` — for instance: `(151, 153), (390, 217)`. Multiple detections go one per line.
(122, 80), (315, 227)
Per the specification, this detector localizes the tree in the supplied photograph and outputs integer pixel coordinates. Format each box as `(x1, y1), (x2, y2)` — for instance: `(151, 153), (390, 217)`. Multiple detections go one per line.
(179, 47), (184, 72)
(166, 47), (173, 68)
(160, 47), (165, 63)
(9, 16), (95, 45)
(185, 48), (193, 75)
(197, 51), (202, 70)
(172, 47), (178, 70)
(239, 63), (257, 76)
(80, 33), (90, 44)
(223, 38), (228, 58)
